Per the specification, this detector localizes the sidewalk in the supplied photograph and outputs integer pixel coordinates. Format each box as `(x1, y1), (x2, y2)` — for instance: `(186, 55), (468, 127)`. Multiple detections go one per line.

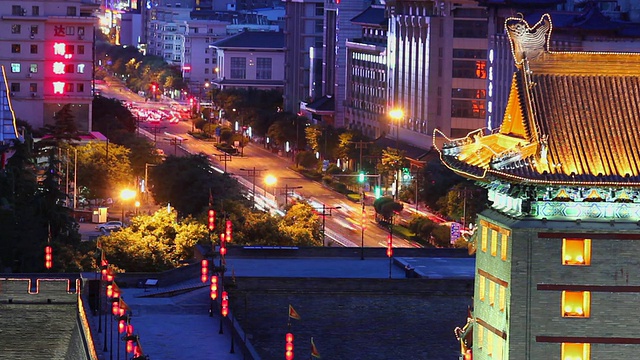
(83, 276), (244, 360)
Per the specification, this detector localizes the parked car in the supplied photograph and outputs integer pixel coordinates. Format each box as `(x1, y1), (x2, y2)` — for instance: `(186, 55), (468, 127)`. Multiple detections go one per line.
(96, 221), (123, 232)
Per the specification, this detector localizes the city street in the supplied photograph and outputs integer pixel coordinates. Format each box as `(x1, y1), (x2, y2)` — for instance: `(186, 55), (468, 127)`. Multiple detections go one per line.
(100, 80), (418, 248)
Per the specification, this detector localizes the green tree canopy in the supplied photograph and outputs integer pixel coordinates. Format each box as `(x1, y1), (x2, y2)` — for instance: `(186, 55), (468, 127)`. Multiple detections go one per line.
(149, 154), (245, 217)
(99, 208), (208, 272)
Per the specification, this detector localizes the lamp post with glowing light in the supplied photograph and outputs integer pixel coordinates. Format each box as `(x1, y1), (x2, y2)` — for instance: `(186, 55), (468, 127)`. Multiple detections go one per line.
(120, 189), (136, 223)
(264, 174), (277, 196)
(389, 109), (404, 199)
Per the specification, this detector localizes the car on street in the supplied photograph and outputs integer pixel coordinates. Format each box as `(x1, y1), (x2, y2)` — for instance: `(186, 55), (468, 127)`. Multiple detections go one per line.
(96, 221), (124, 232)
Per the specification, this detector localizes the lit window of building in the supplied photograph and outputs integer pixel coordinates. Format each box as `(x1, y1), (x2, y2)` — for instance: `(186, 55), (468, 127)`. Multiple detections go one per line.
(478, 275), (485, 301)
(499, 285), (506, 311)
(562, 291), (591, 318)
(501, 233), (508, 260)
(562, 343), (590, 360)
(491, 229), (498, 256)
(563, 238), (591, 265)
(10, 63), (20, 73)
(481, 226), (488, 252)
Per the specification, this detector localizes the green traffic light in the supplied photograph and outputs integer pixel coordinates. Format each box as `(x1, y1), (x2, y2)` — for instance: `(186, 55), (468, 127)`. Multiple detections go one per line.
(358, 172), (365, 183)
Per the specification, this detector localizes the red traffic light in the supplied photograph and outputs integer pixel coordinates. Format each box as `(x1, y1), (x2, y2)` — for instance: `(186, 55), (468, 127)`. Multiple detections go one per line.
(386, 233), (393, 257)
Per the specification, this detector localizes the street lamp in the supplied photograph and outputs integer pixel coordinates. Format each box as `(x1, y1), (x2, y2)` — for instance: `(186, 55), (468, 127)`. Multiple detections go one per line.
(264, 174), (277, 196)
(120, 189), (136, 222)
(389, 108), (403, 149)
(389, 109), (404, 199)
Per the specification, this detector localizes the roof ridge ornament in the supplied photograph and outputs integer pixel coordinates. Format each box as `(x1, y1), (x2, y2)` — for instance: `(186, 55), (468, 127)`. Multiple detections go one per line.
(506, 13), (552, 66)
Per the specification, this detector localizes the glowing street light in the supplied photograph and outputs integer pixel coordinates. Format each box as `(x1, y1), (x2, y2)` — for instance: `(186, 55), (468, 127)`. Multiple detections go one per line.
(120, 189), (136, 222)
(264, 174), (277, 196)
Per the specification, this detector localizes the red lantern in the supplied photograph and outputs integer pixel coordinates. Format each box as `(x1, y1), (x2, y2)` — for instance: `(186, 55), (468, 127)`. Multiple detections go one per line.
(119, 320), (126, 333)
(201, 259), (209, 283)
(210, 275), (218, 300)
(127, 324), (134, 335)
(44, 246), (53, 269)
(225, 219), (232, 242)
(285, 332), (294, 360)
(221, 291), (228, 317)
(126, 340), (134, 353)
(106, 284), (113, 298)
(208, 209), (216, 232)
(112, 301), (119, 316)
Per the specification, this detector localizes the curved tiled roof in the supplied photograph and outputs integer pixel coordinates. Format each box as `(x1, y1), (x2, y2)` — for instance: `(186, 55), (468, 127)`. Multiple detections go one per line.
(435, 14), (640, 187)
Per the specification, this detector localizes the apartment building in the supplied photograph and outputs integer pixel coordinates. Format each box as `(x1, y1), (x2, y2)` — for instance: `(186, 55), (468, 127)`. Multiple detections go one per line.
(0, 0), (98, 132)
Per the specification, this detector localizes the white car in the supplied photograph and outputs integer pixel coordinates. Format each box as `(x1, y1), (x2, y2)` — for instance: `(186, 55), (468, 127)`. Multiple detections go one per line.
(96, 221), (123, 232)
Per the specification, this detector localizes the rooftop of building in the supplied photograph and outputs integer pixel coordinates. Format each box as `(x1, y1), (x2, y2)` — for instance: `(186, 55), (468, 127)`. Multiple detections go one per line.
(211, 30), (284, 49)
(350, 5), (386, 26)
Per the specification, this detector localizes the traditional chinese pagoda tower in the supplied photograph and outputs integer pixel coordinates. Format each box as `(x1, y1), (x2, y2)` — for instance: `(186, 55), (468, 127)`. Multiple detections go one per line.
(439, 14), (640, 360)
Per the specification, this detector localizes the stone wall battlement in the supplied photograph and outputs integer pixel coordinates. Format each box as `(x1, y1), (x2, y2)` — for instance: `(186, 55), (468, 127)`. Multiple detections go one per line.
(0, 277), (79, 303)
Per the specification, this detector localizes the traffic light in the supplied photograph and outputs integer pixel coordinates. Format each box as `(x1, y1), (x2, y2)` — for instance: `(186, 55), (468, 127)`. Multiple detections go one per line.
(387, 233), (393, 257)
(207, 209), (216, 232)
(285, 332), (294, 360)
(151, 84), (156, 92)
(358, 172), (365, 183)
(210, 275), (218, 300)
(45, 245), (52, 269)
(221, 291), (229, 317)
(200, 259), (209, 283)
(374, 186), (382, 199)
(361, 208), (367, 231)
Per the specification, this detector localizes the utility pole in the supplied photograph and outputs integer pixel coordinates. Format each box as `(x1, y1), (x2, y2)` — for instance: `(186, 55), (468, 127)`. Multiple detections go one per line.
(350, 140), (372, 172)
(215, 153), (232, 173)
(239, 167), (266, 209)
(319, 203), (341, 247)
(274, 184), (303, 209)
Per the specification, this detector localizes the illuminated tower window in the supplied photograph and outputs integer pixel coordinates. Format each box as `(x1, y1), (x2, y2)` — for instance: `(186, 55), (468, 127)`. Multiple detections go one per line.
(481, 226), (488, 252)
(562, 343), (590, 360)
(478, 275), (485, 301)
(491, 229), (498, 256)
(563, 238), (591, 265)
(489, 281), (495, 306)
(501, 233), (508, 260)
(562, 291), (591, 318)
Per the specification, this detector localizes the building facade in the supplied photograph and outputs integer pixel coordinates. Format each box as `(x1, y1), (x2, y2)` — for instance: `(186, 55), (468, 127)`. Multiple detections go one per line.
(344, 5), (387, 139)
(387, 0), (488, 150)
(0, 0), (98, 132)
(282, 0), (324, 113)
(211, 31), (285, 90)
(442, 14), (640, 360)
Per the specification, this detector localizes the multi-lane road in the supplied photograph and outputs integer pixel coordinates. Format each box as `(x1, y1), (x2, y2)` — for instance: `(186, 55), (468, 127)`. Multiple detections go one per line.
(99, 79), (420, 248)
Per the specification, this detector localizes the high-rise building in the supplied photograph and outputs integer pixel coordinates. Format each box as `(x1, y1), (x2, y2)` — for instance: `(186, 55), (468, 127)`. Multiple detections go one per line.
(442, 13), (640, 360)
(282, 0), (324, 114)
(387, 0), (488, 150)
(344, 5), (387, 139)
(0, 0), (98, 132)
